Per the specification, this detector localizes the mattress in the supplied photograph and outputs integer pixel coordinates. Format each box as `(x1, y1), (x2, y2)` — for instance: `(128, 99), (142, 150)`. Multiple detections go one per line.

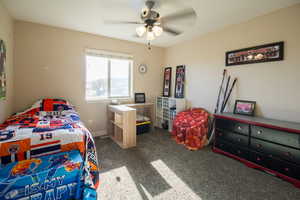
(0, 99), (99, 193)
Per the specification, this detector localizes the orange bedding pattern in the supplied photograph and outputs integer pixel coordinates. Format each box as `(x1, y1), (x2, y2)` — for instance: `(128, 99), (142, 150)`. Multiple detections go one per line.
(0, 99), (99, 189)
(172, 108), (209, 150)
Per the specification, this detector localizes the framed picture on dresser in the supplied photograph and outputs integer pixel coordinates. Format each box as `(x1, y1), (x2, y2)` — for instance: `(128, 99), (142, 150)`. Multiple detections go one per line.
(234, 100), (256, 116)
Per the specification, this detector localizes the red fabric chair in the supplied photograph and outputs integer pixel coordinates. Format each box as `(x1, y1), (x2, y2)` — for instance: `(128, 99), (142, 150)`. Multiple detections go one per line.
(171, 108), (209, 150)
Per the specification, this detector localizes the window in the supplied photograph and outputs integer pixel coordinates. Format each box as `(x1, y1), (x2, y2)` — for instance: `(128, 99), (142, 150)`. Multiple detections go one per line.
(85, 49), (132, 100)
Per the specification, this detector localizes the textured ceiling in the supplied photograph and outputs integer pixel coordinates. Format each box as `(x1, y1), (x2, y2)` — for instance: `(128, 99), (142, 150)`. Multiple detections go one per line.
(2, 0), (300, 47)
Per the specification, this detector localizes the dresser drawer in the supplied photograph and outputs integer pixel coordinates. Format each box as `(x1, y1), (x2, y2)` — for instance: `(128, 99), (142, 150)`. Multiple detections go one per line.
(249, 151), (300, 180)
(215, 138), (249, 160)
(275, 160), (300, 180)
(251, 125), (300, 149)
(215, 138), (232, 152)
(250, 138), (300, 164)
(249, 151), (271, 169)
(216, 130), (249, 147)
(216, 118), (249, 135)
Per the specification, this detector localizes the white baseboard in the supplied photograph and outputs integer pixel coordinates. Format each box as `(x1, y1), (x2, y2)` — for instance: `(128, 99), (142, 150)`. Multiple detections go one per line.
(93, 130), (107, 138)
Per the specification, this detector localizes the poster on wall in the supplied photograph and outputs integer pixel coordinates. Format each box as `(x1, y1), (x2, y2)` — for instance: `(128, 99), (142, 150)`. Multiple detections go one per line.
(0, 40), (6, 100)
(226, 41), (284, 66)
(163, 67), (172, 97)
(174, 65), (185, 98)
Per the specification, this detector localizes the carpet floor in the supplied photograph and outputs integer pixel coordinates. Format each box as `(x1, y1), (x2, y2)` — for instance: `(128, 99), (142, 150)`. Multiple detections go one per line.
(95, 129), (300, 200)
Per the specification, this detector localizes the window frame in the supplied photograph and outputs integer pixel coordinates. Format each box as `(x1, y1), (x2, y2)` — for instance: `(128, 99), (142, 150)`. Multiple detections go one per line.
(85, 49), (133, 101)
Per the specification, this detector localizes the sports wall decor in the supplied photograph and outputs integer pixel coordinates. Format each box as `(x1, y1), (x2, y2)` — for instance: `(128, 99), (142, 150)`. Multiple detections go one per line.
(174, 65), (185, 98)
(226, 41), (284, 66)
(0, 40), (6, 100)
(163, 67), (172, 97)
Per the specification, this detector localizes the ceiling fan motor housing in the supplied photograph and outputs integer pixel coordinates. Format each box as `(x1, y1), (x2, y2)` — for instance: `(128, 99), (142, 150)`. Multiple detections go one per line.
(141, 10), (160, 24)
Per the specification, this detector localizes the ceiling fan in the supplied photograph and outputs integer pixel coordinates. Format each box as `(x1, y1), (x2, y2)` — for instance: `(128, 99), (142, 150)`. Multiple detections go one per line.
(104, 0), (196, 41)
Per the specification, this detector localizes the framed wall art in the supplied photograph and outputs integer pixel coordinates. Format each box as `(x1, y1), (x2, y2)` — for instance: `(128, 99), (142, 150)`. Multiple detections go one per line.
(163, 67), (172, 97)
(0, 40), (6, 100)
(174, 65), (185, 98)
(226, 41), (284, 66)
(233, 100), (256, 116)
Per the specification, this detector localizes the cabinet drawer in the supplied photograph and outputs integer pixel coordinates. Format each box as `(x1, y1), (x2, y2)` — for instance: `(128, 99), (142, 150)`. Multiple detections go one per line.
(275, 160), (300, 180)
(249, 151), (300, 180)
(216, 118), (249, 135)
(216, 130), (249, 146)
(251, 125), (300, 149)
(215, 138), (249, 160)
(249, 151), (271, 169)
(250, 138), (300, 164)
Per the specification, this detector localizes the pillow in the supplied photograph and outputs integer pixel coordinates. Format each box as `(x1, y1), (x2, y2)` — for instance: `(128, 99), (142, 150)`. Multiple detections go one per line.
(31, 98), (74, 111)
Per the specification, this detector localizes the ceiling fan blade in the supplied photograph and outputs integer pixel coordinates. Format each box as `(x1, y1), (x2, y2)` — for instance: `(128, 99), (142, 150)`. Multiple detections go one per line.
(104, 20), (144, 25)
(162, 26), (182, 36)
(161, 8), (196, 23)
(132, 33), (142, 38)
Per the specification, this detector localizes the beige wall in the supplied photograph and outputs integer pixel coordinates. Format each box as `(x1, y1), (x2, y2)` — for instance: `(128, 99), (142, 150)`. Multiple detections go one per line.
(164, 4), (300, 122)
(0, 2), (14, 123)
(12, 3), (300, 133)
(14, 21), (165, 135)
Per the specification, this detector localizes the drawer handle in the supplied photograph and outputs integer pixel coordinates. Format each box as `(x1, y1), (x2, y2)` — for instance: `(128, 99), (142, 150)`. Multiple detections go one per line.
(218, 132), (223, 136)
(256, 144), (262, 148)
(285, 168), (290, 172)
(237, 126), (242, 130)
(257, 130), (262, 135)
(257, 157), (261, 161)
(284, 152), (292, 157)
(237, 138), (241, 142)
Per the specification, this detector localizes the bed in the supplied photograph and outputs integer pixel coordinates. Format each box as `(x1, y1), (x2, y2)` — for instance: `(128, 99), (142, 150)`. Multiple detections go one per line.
(0, 99), (99, 200)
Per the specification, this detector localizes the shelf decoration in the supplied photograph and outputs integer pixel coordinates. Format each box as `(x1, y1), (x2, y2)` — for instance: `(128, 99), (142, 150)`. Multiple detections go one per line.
(226, 41), (284, 66)
(163, 67), (172, 97)
(0, 40), (6, 100)
(174, 65), (185, 98)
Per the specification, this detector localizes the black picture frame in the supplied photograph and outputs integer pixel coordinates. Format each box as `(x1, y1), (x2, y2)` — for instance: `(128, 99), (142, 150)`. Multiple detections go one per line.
(163, 67), (172, 97)
(233, 100), (256, 116)
(226, 41), (284, 66)
(134, 93), (145, 103)
(174, 65), (185, 98)
(0, 39), (7, 100)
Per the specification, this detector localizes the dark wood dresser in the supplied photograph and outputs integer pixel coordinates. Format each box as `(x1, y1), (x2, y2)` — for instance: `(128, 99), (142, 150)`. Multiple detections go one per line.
(213, 113), (300, 188)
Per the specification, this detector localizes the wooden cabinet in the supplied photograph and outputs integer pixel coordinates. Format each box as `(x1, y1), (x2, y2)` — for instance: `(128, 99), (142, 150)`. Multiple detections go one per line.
(107, 103), (154, 148)
(107, 105), (136, 149)
(213, 113), (300, 188)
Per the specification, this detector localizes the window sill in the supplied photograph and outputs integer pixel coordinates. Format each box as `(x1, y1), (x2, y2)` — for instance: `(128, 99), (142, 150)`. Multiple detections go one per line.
(86, 97), (133, 103)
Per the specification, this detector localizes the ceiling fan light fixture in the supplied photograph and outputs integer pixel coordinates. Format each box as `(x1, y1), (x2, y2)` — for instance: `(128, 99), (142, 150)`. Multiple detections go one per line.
(153, 25), (163, 36)
(136, 26), (146, 37)
(146, 31), (155, 41)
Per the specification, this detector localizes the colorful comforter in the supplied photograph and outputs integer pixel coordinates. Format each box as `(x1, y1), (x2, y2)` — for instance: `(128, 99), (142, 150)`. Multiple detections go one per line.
(0, 99), (99, 193)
